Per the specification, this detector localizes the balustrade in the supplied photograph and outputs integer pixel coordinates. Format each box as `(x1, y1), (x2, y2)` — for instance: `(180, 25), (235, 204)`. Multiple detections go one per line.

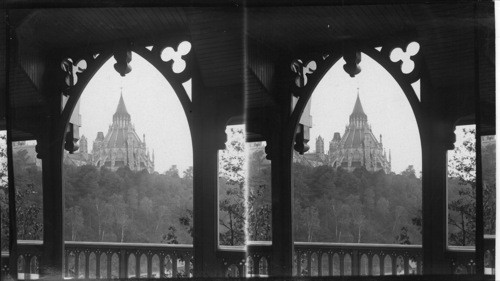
(0, 236), (495, 279)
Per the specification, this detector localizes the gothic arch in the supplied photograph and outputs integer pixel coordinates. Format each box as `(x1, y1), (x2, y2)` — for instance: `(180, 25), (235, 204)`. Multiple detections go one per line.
(287, 40), (425, 153)
(58, 38), (196, 153)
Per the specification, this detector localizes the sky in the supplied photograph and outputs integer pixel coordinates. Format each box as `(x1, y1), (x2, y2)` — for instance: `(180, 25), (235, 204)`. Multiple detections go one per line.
(78, 52), (192, 174)
(78, 51), (421, 174)
(308, 53), (422, 174)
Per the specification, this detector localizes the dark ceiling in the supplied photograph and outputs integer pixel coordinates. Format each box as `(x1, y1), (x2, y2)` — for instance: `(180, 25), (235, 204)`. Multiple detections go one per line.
(1, 3), (495, 138)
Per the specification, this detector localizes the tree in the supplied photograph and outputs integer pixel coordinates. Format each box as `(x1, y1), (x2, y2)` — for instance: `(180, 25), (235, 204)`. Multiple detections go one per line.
(347, 195), (366, 243)
(165, 165), (180, 178)
(182, 166), (193, 180)
(481, 137), (496, 234)
(218, 126), (246, 246)
(447, 127), (486, 246)
(247, 143), (272, 241)
(109, 194), (129, 242)
(0, 132), (8, 250)
(179, 208), (193, 236)
(401, 165), (416, 179)
(162, 226), (178, 244)
(301, 206), (320, 242)
(65, 206), (84, 241)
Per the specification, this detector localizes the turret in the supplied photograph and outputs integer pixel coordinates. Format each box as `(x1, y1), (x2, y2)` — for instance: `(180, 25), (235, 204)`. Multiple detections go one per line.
(79, 135), (88, 154)
(96, 132), (104, 141)
(316, 135), (324, 155)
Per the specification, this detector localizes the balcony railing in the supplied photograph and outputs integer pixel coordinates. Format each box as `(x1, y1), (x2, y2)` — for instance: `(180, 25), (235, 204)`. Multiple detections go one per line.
(1, 236), (495, 279)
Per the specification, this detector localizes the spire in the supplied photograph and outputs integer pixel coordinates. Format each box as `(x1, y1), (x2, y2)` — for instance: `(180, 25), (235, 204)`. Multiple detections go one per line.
(113, 90), (131, 126)
(114, 91), (130, 117)
(349, 90), (367, 127)
(351, 92), (366, 117)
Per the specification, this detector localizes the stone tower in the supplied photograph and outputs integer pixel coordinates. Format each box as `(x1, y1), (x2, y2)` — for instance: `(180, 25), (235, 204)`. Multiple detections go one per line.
(91, 94), (155, 173)
(328, 93), (391, 173)
(316, 135), (324, 154)
(79, 135), (88, 154)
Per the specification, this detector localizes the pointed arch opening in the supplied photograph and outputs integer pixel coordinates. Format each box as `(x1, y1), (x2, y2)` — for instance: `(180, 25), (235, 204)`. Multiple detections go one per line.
(61, 51), (194, 261)
(292, 53), (423, 269)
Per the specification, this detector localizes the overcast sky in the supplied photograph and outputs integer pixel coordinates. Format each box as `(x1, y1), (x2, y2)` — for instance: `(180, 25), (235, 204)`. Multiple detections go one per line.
(309, 53), (422, 174)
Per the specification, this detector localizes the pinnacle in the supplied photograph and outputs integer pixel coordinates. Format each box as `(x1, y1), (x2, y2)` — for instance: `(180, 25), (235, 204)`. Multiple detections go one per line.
(351, 93), (366, 117)
(113, 93), (130, 118)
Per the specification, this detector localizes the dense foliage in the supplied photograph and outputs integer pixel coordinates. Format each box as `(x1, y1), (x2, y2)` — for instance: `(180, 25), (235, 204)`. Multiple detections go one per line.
(0, 129), (495, 250)
(292, 163), (422, 244)
(447, 129), (496, 246)
(63, 163), (193, 243)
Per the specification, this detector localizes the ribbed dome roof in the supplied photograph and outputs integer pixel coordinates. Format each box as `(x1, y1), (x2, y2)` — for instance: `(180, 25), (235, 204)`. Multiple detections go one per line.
(341, 127), (367, 149)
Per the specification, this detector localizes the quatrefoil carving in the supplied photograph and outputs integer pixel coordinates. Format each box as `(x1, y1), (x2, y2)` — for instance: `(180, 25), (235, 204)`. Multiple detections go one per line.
(390, 42), (420, 74)
(161, 41), (192, 73)
(61, 58), (87, 86)
(291, 59), (317, 87)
